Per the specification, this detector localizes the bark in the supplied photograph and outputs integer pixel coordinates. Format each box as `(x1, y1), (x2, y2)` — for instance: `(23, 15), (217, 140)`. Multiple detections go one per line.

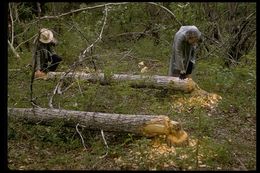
(8, 107), (189, 146)
(47, 72), (199, 93)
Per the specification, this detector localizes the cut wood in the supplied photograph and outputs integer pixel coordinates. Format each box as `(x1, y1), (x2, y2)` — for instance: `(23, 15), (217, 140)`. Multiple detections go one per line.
(8, 107), (188, 146)
(47, 72), (199, 93)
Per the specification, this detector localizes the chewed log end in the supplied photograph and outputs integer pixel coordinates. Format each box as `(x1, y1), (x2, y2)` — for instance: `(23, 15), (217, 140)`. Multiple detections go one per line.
(166, 130), (189, 147)
(142, 117), (189, 147)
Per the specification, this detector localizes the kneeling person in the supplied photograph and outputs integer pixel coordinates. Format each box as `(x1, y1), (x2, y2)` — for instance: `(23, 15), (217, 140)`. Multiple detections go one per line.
(33, 28), (62, 79)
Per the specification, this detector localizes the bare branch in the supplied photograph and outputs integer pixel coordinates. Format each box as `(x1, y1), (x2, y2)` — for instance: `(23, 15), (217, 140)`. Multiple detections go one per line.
(48, 81), (64, 108)
(76, 79), (83, 96)
(246, 11), (256, 20)
(15, 34), (38, 51)
(147, 2), (182, 27)
(59, 82), (75, 94)
(64, 20), (90, 44)
(13, 3), (20, 23)
(81, 4), (108, 56)
(8, 40), (20, 58)
(9, 3), (14, 45)
(76, 123), (88, 151)
(99, 129), (109, 159)
(30, 100), (41, 108)
(39, 2), (128, 20)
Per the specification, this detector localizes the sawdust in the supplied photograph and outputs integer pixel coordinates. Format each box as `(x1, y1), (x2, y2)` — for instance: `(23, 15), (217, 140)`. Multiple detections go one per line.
(149, 137), (198, 156)
(114, 137), (199, 169)
(171, 88), (222, 112)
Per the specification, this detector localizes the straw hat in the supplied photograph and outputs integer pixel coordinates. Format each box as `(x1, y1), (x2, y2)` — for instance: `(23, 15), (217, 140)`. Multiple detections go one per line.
(39, 28), (54, 44)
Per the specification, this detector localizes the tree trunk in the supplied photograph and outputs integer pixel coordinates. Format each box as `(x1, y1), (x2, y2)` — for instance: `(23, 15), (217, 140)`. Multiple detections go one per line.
(8, 107), (189, 146)
(47, 72), (199, 93)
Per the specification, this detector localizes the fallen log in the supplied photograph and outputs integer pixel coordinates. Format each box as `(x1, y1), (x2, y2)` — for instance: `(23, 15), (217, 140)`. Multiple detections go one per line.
(8, 107), (188, 146)
(47, 72), (199, 93)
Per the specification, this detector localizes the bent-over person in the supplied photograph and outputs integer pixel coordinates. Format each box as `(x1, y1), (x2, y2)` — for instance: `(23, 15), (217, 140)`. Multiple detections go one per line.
(169, 25), (201, 79)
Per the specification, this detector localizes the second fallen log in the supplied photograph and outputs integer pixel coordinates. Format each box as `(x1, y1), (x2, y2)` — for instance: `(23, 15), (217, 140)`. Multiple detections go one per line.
(47, 72), (198, 93)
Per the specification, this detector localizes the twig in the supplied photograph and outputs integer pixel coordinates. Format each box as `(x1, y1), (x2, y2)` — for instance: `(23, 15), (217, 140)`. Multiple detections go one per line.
(62, 19), (90, 44)
(76, 123), (87, 151)
(77, 4), (109, 72)
(99, 129), (109, 159)
(246, 11), (256, 20)
(233, 152), (248, 171)
(39, 2), (128, 20)
(8, 40), (20, 58)
(15, 33), (38, 51)
(30, 99), (41, 109)
(12, 2), (129, 40)
(14, 22), (39, 39)
(147, 2), (182, 27)
(195, 110), (202, 170)
(82, 4), (108, 56)
(12, 3), (20, 23)
(49, 81), (63, 108)
(8, 3), (20, 58)
(120, 49), (133, 61)
(8, 69), (21, 71)
(57, 81), (63, 95)
(60, 82), (75, 94)
(115, 31), (149, 38)
(76, 79), (83, 96)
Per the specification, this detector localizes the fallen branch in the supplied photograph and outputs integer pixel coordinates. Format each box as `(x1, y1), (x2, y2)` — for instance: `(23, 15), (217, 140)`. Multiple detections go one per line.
(8, 107), (189, 146)
(47, 72), (199, 93)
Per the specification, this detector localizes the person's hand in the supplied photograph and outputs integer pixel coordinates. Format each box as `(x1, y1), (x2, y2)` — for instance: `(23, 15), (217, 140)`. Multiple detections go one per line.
(179, 72), (186, 80)
(35, 70), (41, 75)
(35, 70), (47, 79)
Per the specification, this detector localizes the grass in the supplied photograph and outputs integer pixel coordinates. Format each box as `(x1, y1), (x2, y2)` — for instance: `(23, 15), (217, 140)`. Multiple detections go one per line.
(7, 33), (256, 170)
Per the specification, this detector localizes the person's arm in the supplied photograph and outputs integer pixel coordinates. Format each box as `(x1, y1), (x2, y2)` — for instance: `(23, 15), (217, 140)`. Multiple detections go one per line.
(190, 46), (196, 64)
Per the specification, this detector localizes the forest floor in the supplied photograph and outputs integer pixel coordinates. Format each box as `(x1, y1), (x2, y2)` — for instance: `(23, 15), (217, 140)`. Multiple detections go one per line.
(8, 45), (256, 170)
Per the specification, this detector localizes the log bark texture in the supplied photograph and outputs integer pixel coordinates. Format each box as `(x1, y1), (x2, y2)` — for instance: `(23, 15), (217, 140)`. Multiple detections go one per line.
(47, 72), (198, 93)
(8, 107), (188, 146)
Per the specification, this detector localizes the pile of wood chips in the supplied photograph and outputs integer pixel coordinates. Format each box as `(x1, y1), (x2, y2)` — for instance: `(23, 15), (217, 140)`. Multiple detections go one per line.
(171, 88), (222, 112)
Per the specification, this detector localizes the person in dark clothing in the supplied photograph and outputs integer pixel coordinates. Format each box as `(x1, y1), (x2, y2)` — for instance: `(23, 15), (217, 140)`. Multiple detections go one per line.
(32, 28), (62, 79)
(169, 25), (201, 79)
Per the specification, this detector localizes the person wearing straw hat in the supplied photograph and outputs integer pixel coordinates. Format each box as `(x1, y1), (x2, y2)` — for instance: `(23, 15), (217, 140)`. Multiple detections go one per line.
(169, 25), (201, 79)
(32, 28), (62, 79)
